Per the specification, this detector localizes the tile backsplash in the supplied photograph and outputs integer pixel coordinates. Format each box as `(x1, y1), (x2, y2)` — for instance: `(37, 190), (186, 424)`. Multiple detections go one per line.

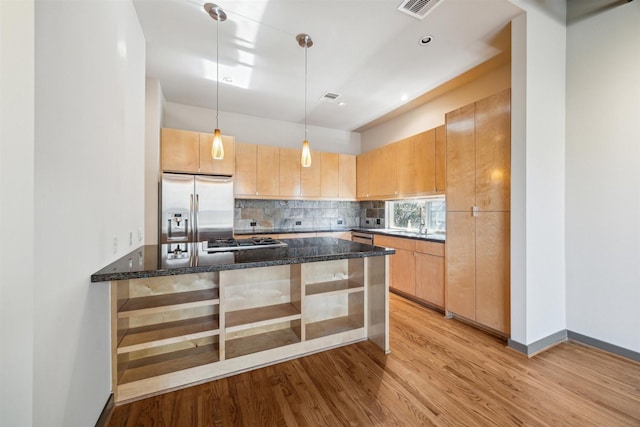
(235, 199), (383, 232)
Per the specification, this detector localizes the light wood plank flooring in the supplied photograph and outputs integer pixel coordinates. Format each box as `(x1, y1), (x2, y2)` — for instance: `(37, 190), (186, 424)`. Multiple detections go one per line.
(107, 294), (640, 426)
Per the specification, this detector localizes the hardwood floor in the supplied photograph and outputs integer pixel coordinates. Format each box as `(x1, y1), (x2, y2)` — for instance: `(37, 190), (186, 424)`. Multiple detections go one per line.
(107, 294), (640, 426)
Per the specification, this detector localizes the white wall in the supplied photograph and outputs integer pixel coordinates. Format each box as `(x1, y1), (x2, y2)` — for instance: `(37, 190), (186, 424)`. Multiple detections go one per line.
(164, 101), (361, 155)
(566, 1), (640, 352)
(145, 78), (164, 245)
(360, 64), (511, 151)
(508, 0), (567, 346)
(1, 1), (35, 426)
(33, 1), (146, 426)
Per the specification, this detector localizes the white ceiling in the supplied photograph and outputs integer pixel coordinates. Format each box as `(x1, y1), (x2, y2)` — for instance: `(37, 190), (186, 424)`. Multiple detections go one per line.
(133, 0), (523, 132)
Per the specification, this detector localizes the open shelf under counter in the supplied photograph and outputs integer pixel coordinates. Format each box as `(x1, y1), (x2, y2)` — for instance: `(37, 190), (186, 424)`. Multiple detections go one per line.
(225, 303), (301, 333)
(305, 279), (365, 297)
(118, 343), (219, 385)
(118, 288), (220, 318)
(225, 327), (301, 359)
(306, 316), (365, 341)
(117, 316), (220, 354)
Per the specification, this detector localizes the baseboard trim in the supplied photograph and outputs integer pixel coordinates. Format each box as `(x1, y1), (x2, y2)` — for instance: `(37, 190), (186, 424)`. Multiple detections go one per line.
(509, 329), (640, 362)
(95, 393), (114, 427)
(567, 331), (640, 362)
(508, 329), (567, 357)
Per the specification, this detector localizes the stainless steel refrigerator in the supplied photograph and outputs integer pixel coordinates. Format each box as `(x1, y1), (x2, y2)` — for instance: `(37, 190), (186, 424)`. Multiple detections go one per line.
(160, 173), (234, 244)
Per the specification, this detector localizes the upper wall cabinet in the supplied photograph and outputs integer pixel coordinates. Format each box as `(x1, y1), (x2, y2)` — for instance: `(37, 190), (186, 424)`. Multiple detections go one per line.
(161, 128), (235, 175)
(356, 151), (371, 199)
(233, 143), (356, 200)
(435, 125), (446, 193)
(356, 125), (444, 201)
(338, 154), (356, 199)
(411, 129), (436, 196)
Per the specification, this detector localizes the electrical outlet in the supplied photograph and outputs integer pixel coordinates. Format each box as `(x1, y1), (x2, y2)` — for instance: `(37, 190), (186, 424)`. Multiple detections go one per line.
(337, 219), (343, 225)
(129, 231), (133, 246)
(295, 221), (302, 226)
(365, 219), (370, 224)
(112, 237), (118, 254)
(250, 221), (257, 227)
(376, 218), (381, 225)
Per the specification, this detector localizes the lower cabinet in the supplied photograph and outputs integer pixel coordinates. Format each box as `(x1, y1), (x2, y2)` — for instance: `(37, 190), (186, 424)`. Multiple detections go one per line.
(110, 257), (383, 403)
(374, 235), (445, 309)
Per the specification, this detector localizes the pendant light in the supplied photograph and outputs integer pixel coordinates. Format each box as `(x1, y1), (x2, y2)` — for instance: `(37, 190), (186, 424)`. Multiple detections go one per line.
(297, 33), (313, 168)
(204, 3), (226, 160)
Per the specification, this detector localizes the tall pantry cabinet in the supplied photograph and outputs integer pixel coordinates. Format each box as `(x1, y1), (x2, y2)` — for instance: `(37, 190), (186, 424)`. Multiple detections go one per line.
(445, 88), (511, 335)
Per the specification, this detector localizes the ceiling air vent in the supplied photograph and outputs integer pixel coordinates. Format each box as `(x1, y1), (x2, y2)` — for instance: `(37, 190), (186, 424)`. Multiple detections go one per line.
(320, 91), (342, 103)
(397, 0), (443, 20)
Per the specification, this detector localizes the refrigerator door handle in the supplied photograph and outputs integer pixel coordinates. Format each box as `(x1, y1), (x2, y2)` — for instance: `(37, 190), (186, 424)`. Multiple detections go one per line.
(195, 193), (200, 242)
(189, 194), (194, 242)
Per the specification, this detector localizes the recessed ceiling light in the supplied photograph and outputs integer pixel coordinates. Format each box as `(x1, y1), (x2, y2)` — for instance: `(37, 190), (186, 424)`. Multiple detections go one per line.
(338, 102), (347, 107)
(400, 94), (409, 101)
(419, 35), (434, 45)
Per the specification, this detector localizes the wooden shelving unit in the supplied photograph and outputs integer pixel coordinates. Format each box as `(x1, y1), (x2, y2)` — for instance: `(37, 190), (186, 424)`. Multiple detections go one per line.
(117, 316), (220, 353)
(118, 288), (220, 317)
(119, 342), (220, 384)
(226, 324), (302, 359)
(226, 303), (301, 333)
(306, 316), (364, 341)
(303, 258), (366, 341)
(109, 256), (389, 403)
(305, 279), (364, 296)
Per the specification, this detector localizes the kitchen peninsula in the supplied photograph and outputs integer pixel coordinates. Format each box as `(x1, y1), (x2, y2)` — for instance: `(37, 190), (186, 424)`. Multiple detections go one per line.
(92, 237), (393, 403)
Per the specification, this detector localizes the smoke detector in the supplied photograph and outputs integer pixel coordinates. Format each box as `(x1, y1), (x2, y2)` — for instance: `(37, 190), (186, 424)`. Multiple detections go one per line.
(397, 0), (444, 20)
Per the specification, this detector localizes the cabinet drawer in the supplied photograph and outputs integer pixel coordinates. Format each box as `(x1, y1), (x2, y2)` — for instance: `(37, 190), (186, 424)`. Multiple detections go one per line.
(374, 235), (415, 252)
(415, 240), (444, 257)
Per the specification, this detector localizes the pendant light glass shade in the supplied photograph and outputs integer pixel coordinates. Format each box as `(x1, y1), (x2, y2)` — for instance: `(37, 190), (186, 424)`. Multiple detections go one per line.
(204, 3), (226, 160)
(297, 33), (313, 168)
(212, 128), (224, 159)
(301, 140), (312, 167)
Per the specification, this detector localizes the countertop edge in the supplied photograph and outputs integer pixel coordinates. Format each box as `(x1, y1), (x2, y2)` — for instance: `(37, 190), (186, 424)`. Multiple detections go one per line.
(91, 243), (394, 283)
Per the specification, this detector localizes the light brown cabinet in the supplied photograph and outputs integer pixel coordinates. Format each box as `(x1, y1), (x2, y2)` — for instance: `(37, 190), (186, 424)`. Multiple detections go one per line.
(435, 125), (446, 193)
(279, 147), (302, 197)
(415, 240), (445, 309)
(320, 152), (339, 198)
(161, 128), (200, 173)
(369, 146), (397, 199)
(374, 234), (445, 309)
(356, 126), (445, 200)
(161, 128), (235, 175)
(338, 154), (356, 200)
(445, 88), (511, 335)
(413, 129), (437, 195)
(234, 142), (258, 196)
(234, 143), (279, 197)
(234, 144), (355, 200)
(356, 151), (370, 199)
(257, 145), (280, 197)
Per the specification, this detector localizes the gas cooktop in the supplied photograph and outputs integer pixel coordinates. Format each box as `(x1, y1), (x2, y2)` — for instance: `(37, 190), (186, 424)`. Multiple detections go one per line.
(202, 237), (288, 252)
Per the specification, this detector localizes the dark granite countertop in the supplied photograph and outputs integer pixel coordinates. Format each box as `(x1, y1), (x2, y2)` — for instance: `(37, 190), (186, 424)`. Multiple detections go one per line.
(352, 228), (445, 243)
(91, 237), (394, 283)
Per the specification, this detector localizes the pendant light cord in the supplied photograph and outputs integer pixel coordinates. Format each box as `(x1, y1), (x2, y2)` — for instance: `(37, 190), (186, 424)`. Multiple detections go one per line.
(304, 37), (308, 141)
(216, 16), (220, 129)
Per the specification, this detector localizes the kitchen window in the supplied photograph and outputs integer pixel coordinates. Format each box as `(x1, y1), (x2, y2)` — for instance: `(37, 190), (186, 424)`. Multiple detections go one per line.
(386, 198), (446, 234)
